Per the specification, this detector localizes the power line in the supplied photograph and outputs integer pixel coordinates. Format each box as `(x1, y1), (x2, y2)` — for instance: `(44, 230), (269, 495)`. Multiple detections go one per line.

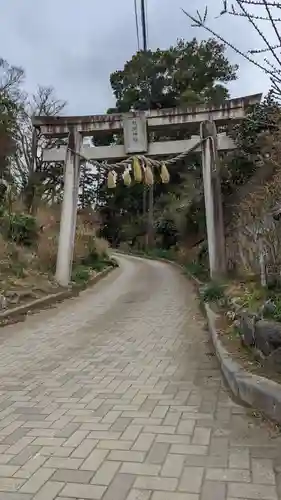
(140, 0), (148, 51)
(145, 0), (149, 47)
(140, 0), (149, 245)
(140, 0), (155, 248)
(134, 0), (140, 51)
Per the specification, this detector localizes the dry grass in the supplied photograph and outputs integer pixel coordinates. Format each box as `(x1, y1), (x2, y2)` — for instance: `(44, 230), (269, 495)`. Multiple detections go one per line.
(0, 234), (9, 263)
(33, 204), (108, 272)
(176, 244), (201, 265)
(0, 203), (110, 307)
(35, 205), (61, 272)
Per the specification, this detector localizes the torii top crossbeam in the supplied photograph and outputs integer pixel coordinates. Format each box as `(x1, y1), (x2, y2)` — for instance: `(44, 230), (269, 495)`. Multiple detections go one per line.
(32, 94), (262, 138)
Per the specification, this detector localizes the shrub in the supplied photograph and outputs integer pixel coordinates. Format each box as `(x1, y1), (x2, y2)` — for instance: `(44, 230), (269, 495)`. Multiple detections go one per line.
(201, 282), (225, 303)
(0, 235), (28, 278)
(81, 247), (103, 267)
(1, 213), (38, 246)
(72, 265), (90, 285)
(262, 296), (281, 323)
(9, 260), (26, 278)
(151, 248), (177, 260)
(0, 202), (111, 285)
(90, 260), (106, 272)
(0, 235), (13, 275)
(267, 277), (281, 294)
(184, 260), (208, 281)
(270, 301), (281, 323)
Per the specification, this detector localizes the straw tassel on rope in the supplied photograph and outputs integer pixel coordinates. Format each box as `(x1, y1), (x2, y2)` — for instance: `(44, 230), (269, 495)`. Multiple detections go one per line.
(160, 163), (170, 184)
(107, 170), (117, 189)
(144, 164), (154, 186)
(133, 157), (142, 182)
(123, 167), (132, 186)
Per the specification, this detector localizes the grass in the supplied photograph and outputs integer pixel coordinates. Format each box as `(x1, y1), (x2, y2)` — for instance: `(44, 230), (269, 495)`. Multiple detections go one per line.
(200, 282), (226, 303)
(71, 265), (91, 285)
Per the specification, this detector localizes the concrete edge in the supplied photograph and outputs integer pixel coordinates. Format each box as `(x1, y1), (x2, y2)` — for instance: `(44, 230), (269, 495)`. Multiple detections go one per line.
(116, 250), (281, 423)
(0, 265), (115, 326)
(205, 303), (281, 424)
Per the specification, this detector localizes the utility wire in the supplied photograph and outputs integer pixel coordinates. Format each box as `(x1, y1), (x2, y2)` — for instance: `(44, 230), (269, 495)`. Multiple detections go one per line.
(140, 0), (148, 51)
(140, 0), (150, 245)
(145, 0), (149, 47)
(134, 0), (140, 51)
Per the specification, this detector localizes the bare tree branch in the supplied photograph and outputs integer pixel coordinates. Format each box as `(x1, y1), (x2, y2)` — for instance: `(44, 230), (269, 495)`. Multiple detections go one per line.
(240, 0), (281, 7)
(182, 8), (281, 81)
(236, 0), (281, 69)
(262, 0), (281, 44)
(182, 0), (281, 97)
(223, 8), (281, 20)
(249, 44), (281, 54)
(0, 59), (25, 102)
(12, 85), (67, 212)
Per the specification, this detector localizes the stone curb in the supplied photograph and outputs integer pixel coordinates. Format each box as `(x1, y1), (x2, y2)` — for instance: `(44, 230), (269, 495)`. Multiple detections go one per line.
(0, 265), (114, 326)
(205, 302), (281, 424)
(116, 250), (281, 423)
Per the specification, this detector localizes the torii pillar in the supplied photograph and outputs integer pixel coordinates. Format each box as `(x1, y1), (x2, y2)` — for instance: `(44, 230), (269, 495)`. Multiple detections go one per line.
(55, 127), (82, 286)
(200, 120), (226, 280)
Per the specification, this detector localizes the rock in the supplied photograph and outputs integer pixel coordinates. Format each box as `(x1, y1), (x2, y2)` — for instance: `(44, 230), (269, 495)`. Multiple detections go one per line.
(233, 319), (240, 329)
(260, 300), (276, 318)
(263, 347), (281, 373)
(0, 294), (7, 310)
(239, 313), (256, 347)
(4, 291), (19, 304)
(255, 320), (281, 356)
(5, 290), (36, 304)
(226, 310), (236, 322)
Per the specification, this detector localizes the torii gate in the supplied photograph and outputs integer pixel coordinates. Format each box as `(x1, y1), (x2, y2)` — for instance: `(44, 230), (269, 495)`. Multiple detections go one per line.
(32, 93), (262, 286)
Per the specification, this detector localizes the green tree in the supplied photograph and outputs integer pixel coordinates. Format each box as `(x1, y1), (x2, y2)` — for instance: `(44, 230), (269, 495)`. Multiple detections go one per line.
(79, 163), (99, 209)
(99, 37), (238, 250)
(98, 168), (146, 247)
(109, 38), (237, 112)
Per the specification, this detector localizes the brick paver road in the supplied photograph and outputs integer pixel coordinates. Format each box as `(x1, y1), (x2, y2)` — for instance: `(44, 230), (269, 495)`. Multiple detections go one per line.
(0, 255), (280, 499)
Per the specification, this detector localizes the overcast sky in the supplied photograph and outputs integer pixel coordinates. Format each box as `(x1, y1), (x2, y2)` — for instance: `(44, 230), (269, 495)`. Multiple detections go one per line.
(0, 0), (273, 115)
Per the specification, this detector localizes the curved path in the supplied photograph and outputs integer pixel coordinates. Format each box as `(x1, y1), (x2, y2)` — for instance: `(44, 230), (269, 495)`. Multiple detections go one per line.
(0, 255), (280, 500)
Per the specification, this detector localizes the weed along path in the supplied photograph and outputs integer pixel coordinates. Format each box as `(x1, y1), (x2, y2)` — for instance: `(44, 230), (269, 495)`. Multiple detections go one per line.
(0, 254), (280, 499)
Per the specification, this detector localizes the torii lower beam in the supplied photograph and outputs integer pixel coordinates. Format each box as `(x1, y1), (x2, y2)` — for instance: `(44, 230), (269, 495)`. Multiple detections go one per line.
(43, 134), (235, 163)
